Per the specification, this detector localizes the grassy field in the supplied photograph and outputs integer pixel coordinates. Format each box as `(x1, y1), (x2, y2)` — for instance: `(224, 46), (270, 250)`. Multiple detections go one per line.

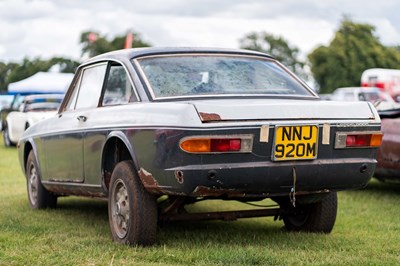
(0, 134), (399, 265)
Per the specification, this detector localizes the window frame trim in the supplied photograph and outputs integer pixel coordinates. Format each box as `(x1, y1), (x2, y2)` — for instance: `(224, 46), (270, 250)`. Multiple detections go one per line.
(59, 59), (141, 114)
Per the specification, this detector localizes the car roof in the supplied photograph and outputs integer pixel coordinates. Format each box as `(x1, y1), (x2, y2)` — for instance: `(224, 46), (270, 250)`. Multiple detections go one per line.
(85, 47), (275, 64)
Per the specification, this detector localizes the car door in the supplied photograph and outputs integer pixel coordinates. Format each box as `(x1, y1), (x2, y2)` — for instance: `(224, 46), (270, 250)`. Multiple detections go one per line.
(82, 62), (139, 185)
(42, 63), (108, 182)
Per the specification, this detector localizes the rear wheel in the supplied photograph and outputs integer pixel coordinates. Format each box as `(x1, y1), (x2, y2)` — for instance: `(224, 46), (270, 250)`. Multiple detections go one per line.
(282, 192), (337, 233)
(108, 160), (158, 246)
(26, 151), (57, 209)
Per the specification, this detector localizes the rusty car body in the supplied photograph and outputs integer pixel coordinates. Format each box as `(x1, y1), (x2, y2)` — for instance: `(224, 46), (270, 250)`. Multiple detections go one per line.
(17, 47), (382, 246)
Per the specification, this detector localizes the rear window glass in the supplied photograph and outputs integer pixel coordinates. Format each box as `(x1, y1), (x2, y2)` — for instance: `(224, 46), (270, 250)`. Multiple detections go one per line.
(136, 55), (313, 99)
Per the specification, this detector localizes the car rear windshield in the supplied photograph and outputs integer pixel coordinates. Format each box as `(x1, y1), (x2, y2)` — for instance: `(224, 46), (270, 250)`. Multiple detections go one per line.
(135, 54), (314, 99)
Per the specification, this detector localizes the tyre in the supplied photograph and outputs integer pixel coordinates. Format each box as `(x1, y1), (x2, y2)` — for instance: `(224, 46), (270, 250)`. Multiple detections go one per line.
(283, 192), (337, 233)
(3, 125), (14, 147)
(108, 160), (158, 246)
(26, 150), (57, 209)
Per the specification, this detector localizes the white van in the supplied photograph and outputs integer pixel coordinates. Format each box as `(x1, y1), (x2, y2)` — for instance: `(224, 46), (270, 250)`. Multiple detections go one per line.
(361, 68), (400, 101)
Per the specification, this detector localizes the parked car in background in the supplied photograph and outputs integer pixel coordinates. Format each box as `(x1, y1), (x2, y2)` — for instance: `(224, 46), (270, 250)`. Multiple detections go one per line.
(331, 87), (400, 115)
(3, 94), (63, 147)
(361, 68), (400, 102)
(331, 86), (400, 182)
(374, 118), (400, 182)
(0, 95), (14, 131)
(331, 86), (393, 102)
(374, 103), (400, 183)
(0, 95), (13, 110)
(1, 94), (25, 132)
(18, 48), (382, 246)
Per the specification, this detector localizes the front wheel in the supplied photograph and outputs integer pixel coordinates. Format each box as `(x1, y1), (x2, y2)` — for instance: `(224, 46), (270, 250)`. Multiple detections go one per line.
(3, 125), (14, 147)
(26, 151), (57, 209)
(108, 161), (158, 246)
(282, 192), (337, 233)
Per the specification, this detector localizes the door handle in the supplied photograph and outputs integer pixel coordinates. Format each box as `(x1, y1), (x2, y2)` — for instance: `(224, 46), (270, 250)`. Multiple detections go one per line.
(77, 115), (87, 122)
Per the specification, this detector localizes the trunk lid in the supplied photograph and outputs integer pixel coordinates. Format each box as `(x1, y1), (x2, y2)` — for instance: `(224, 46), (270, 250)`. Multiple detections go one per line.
(193, 99), (377, 122)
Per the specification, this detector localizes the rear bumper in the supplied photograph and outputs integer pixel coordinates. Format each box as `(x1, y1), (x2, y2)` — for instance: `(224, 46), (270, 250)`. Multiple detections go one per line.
(141, 158), (376, 198)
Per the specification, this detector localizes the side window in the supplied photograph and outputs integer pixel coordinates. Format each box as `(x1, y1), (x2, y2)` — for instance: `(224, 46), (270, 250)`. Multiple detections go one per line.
(74, 63), (107, 110)
(65, 72), (82, 111)
(102, 64), (136, 106)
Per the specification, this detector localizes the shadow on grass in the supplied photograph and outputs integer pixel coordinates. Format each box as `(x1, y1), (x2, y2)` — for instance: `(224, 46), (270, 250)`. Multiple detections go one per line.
(56, 196), (109, 222)
(364, 178), (400, 196)
(52, 196), (302, 246)
(51, 195), (344, 249)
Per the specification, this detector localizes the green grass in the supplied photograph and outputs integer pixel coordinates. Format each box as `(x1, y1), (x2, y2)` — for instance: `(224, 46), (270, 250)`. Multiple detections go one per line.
(0, 134), (399, 265)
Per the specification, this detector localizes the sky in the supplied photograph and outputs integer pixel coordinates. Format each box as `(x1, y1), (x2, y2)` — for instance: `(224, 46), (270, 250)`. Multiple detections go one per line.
(1, 0), (400, 63)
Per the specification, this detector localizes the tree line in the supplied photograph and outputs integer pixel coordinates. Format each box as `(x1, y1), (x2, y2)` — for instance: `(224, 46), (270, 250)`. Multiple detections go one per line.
(1, 18), (399, 94)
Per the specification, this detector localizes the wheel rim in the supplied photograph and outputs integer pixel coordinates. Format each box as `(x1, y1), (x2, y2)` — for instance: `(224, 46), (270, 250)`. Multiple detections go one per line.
(27, 162), (38, 206)
(111, 179), (130, 239)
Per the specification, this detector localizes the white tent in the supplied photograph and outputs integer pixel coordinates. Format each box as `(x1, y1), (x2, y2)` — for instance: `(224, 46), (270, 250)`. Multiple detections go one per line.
(8, 72), (74, 95)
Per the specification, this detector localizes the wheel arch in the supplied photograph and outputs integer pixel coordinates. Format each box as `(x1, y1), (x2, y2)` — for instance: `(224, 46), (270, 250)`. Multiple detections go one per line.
(25, 117), (34, 129)
(22, 139), (40, 177)
(101, 131), (140, 192)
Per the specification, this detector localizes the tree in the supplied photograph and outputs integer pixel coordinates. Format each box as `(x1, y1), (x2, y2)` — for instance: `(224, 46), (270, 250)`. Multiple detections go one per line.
(0, 57), (79, 93)
(80, 30), (151, 58)
(240, 32), (305, 76)
(0, 62), (18, 92)
(4, 58), (53, 88)
(49, 57), (80, 73)
(308, 18), (400, 93)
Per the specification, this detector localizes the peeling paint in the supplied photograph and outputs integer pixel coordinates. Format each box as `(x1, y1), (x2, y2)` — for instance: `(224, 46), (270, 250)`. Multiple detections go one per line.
(198, 112), (222, 122)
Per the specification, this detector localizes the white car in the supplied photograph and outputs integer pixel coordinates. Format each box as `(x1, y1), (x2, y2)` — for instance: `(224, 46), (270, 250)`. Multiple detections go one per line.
(331, 87), (392, 102)
(331, 86), (400, 113)
(3, 94), (63, 147)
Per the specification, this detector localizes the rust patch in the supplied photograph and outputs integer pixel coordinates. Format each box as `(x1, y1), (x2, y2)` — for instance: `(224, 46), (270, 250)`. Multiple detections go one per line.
(175, 170), (184, 184)
(192, 186), (245, 198)
(198, 112), (222, 122)
(138, 168), (164, 195)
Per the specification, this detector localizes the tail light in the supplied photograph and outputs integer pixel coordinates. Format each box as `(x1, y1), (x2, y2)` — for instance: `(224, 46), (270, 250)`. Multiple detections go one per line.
(335, 132), (383, 149)
(180, 135), (253, 153)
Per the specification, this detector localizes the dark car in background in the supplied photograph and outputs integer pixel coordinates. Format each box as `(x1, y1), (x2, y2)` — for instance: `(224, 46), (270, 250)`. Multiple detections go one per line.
(17, 48), (382, 246)
(373, 87), (400, 183)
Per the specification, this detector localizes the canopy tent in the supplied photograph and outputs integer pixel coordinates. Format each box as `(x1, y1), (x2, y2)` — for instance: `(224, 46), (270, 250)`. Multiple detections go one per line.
(7, 72), (74, 95)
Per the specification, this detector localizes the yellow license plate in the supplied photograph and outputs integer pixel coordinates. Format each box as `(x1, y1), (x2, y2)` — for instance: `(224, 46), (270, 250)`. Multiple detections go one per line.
(273, 125), (318, 161)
